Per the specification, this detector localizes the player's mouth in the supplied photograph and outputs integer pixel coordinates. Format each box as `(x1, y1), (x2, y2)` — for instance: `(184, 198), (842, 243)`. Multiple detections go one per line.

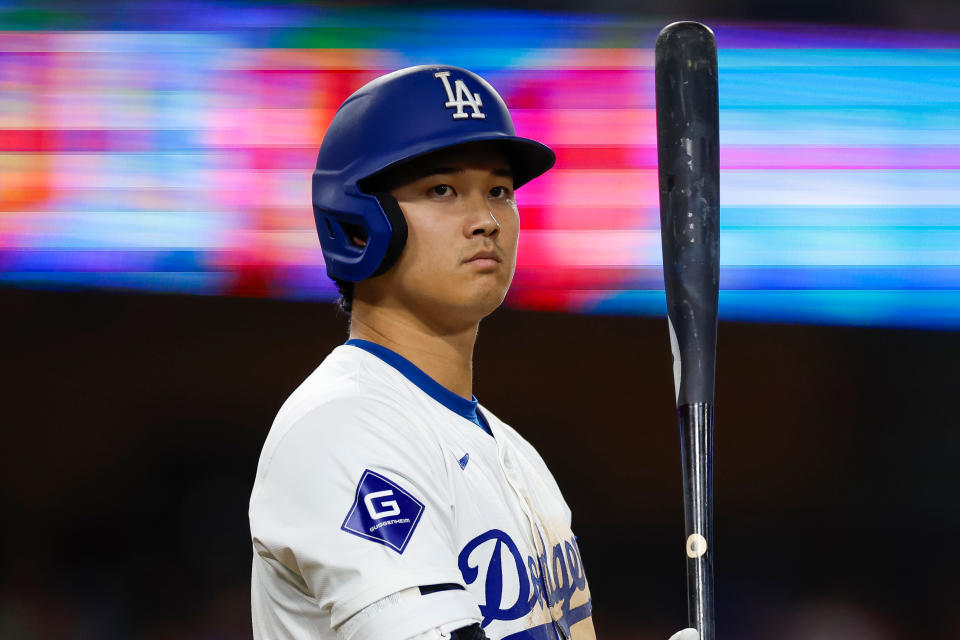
(464, 249), (502, 269)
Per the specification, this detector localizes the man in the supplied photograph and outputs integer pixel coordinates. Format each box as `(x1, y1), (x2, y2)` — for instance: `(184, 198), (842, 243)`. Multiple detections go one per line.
(249, 65), (697, 640)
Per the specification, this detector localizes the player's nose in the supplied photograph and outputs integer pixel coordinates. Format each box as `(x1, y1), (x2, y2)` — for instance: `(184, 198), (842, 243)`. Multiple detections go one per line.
(464, 196), (500, 238)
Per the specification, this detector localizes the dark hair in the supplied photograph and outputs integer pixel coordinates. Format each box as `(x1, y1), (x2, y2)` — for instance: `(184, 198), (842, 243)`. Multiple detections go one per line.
(332, 277), (354, 315)
(330, 222), (367, 316)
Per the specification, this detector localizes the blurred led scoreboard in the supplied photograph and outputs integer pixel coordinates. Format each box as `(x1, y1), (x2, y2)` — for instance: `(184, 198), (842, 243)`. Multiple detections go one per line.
(2, 4), (960, 327)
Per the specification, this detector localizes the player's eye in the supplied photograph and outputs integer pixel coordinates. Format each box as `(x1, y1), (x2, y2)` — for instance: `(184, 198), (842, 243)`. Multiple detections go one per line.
(489, 185), (511, 199)
(430, 184), (454, 197)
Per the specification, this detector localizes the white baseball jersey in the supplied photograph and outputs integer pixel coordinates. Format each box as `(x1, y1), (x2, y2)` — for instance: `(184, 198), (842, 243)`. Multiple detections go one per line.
(249, 339), (594, 640)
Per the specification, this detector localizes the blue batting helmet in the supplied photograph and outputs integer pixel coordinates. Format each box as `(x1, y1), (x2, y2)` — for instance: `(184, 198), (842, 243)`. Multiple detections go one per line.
(312, 65), (556, 283)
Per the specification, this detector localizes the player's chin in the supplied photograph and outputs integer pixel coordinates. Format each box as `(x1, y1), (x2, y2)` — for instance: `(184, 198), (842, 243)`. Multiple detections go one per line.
(457, 277), (511, 316)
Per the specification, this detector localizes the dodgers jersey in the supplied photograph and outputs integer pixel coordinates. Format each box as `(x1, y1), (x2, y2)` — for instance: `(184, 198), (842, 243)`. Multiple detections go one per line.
(249, 340), (594, 640)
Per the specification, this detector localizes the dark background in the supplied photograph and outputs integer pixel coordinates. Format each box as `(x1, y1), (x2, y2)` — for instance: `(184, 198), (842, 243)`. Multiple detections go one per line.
(3, 285), (958, 638)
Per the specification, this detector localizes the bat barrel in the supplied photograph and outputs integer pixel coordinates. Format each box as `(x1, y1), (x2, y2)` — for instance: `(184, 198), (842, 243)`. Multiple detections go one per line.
(679, 402), (715, 640)
(655, 21), (720, 408)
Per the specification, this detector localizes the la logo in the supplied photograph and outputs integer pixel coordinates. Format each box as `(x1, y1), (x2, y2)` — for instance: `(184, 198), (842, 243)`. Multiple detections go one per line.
(434, 71), (486, 120)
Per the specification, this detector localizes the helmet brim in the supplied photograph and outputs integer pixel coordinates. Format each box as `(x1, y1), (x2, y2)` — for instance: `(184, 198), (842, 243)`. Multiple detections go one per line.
(358, 135), (556, 193)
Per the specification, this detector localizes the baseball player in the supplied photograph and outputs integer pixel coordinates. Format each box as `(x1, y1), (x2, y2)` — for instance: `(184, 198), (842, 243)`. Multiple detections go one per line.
(249, 65), (698, 640)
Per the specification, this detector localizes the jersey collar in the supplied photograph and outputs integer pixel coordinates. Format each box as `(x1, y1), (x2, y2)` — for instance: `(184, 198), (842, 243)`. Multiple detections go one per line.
(345, 339), (492, 436)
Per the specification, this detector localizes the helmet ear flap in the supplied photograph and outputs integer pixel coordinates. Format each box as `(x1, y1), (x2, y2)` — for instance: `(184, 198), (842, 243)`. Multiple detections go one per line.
(369, 193), (408, 278)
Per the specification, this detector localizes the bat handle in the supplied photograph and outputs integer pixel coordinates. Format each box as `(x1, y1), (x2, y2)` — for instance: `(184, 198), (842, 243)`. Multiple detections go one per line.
(679, 402), (716, 640)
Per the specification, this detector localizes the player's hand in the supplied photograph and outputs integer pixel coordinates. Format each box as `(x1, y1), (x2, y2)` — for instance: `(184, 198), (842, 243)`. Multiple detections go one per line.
(668, 629), (698, 640)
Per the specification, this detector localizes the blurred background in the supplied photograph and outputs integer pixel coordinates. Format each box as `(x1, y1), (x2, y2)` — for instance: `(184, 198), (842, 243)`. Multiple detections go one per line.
(2, 1), (959, 638)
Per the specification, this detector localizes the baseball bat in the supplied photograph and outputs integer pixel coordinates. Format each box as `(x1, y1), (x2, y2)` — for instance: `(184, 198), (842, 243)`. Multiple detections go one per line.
(654, 21), (720, 640)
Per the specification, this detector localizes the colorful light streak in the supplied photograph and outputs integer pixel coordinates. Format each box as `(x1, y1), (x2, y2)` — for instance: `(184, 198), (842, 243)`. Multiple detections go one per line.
(1, 3), (960, 327)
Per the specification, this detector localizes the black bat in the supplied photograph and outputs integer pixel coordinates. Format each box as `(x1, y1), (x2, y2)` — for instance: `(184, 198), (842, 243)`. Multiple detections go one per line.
(655, 21), (720, 640)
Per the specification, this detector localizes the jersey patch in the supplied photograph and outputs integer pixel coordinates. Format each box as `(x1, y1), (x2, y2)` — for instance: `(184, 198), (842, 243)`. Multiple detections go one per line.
(341, 469), (425, 553)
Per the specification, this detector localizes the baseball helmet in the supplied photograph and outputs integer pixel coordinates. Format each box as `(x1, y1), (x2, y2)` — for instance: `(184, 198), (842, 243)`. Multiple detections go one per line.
(312, 64), (556, 282)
